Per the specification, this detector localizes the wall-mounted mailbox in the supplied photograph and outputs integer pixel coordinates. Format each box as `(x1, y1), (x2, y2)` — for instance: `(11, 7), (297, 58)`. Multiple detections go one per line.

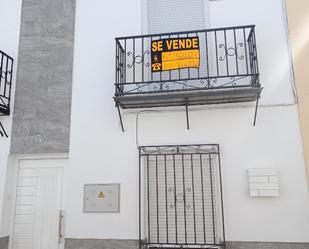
(84, 184), (120, 213)
(248, 168), (279, 197)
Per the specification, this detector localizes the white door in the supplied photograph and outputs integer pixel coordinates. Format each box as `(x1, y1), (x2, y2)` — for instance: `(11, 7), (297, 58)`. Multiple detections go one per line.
(11, 159), (65, 249)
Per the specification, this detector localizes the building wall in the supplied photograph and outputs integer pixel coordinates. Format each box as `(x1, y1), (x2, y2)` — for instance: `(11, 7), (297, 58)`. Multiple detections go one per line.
(0, 0), (22, 238)
(0, 0), (308, 246)
(285, 0), (309, 180)
(0, 0), (75, 240)
(63, 0), (309, 243)
(209, 0), (296, 106)
(10, 0), (76, 154)
(0, 156), (18, 238)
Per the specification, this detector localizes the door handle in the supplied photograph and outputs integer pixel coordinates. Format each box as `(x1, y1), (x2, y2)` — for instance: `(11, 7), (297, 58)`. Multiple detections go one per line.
(58, 210), (64, 244)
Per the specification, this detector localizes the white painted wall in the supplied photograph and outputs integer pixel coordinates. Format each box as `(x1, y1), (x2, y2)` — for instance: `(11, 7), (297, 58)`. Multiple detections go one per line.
(0, 156), (18, 237)
(0, 0), (22, 237)
(0, 0), (308, 244)
(64, 0), (309, 243)
(63, 0), (143, 239)
(209, 0), (296, 106)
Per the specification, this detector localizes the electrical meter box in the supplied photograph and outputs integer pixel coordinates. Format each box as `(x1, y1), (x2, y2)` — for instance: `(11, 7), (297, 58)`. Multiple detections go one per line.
(84, 184), (120, 213)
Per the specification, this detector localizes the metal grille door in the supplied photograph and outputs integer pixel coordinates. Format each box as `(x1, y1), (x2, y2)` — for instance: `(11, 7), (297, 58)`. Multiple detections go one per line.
(139, 145), (225, 249)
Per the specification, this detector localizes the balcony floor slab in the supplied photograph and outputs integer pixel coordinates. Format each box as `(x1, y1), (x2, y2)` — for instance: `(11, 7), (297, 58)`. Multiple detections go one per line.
(114, 87), (262, 109)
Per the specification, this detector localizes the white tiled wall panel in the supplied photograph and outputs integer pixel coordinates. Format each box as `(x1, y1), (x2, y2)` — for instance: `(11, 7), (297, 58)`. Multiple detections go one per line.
(248, 169), (279, 197)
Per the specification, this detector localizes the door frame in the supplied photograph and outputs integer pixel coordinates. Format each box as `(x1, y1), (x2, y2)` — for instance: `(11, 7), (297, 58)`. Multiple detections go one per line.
(7, 153), (68, 249)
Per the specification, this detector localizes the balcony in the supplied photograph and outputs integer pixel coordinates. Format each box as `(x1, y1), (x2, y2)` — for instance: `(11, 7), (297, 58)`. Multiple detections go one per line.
(0, 50), (13, 116)
(114, 25), (262, 129)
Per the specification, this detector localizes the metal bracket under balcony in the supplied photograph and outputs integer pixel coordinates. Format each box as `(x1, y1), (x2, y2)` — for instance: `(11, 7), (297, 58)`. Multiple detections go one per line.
(114, 25), (262, 131)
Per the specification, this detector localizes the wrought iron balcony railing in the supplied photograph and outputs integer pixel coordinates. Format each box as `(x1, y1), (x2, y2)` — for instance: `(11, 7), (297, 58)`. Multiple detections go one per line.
(0, 50), (13, 116)
(0, 49), (13, 137)
(114, 25), (262, 130)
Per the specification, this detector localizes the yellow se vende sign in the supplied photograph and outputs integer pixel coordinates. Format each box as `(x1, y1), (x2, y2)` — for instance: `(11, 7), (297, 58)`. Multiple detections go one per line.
(151, 37), (200, 72)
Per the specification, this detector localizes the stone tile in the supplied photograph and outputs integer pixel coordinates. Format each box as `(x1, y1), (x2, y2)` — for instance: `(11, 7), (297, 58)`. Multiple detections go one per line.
(11, 0), (76, 154)
(226, 241), (309, 249)
(0, 237), (8, 249)
(65, 239), (139, 249)
(64, 239), (309, 249)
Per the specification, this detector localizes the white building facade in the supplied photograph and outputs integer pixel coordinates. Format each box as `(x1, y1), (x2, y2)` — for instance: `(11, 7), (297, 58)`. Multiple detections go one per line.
(0, 0), (308, 249)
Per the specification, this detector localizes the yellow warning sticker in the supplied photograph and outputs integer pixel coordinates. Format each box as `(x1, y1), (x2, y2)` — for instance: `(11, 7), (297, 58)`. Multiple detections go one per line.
(98, 191), (105, 199)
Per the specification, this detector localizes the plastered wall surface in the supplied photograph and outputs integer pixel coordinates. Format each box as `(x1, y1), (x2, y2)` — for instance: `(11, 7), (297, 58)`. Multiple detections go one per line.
(285, 0), (309, 180)
(209, 0), (296, 106)
(0, 0), (22, 237)
(0, 0), (307, 244)
(64, 0), (309, 242)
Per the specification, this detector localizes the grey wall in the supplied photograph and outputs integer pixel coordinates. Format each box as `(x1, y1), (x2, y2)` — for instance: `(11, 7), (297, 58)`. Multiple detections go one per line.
(64, 239), (309, 249)
(10, 0), (76, 154)
(65, 239), (139, 249)
(226, 241), (309, 249)
(0, 237), (8, 249)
